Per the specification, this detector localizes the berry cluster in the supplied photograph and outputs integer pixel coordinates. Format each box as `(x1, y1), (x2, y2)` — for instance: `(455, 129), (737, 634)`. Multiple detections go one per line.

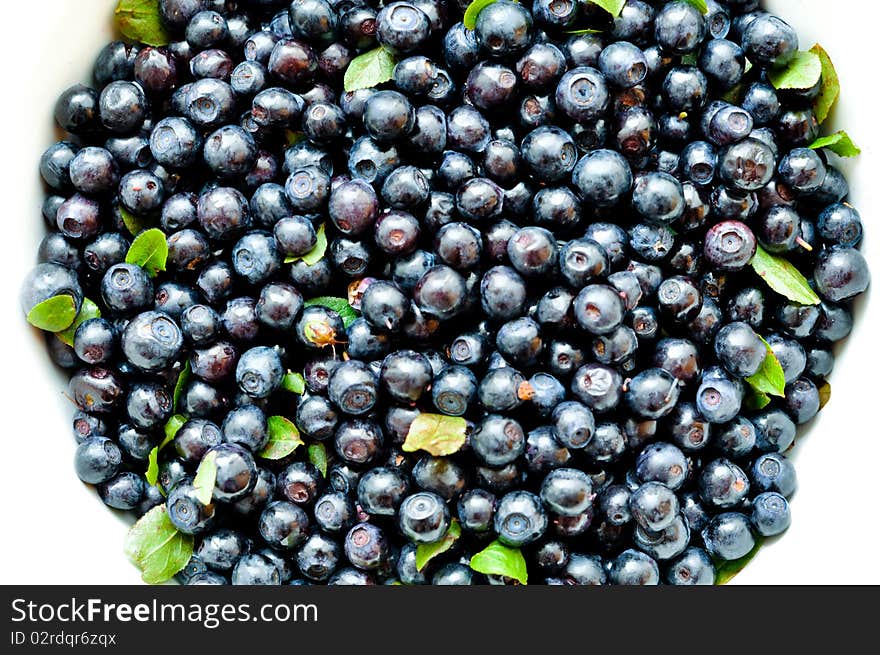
(23, 0), (869, 586)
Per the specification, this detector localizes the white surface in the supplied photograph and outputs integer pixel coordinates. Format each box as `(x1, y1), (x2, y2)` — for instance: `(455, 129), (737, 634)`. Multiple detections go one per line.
(0, 0), (877, 585)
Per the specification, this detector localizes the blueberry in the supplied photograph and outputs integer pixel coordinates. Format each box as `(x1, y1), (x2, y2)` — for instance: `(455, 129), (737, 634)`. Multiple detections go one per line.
(231, 554), (281, 585)
(742, 13), (798, 69)
(167, 478), (216, 535)
(376, 2), (432, 54)
(259, 500), (309, 550)
(99, 81), (147, 133)
(74, 437), (122, 485)
(474, 1), (532, 57)
(666, 547), (715, 585)
(702, 512), (755, 561)
(358, 467), (410, 516)
(432, 365), (477, 416)
(814, 246), (870, 302)
(572, 149), (633, 207)
(555, 67), (609, 122)
(609, 549), (659, 585)
(494, 491), (547, 547)
(380, 350), (433, 403)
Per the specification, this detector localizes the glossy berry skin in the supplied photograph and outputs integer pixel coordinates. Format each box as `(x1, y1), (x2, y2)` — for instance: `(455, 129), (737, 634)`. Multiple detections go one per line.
(572, 149), (633, 207)
(521, 126), (578, 183)
(474, 1), (533, 58)
(703, 221), (757, 271)
(666, 547), (715, 585)
(167, 478), (215, 536)
(629, 482), (679, 532)
(380, 350), (433, 403)
(609, 549), (659, 586)
(751, 492), (792, 537)
(494, 491), (547, 547)
(121, 311), (183, 372)
(74, 437), (122, 484)
(626, 368), (681, 420)
(814, 246), (870, 302)
(432, 366), (477, 417)
(742, 14), (798, 69)
(209, 444), (258, 502)
(376, 2), (432, 54)
(236, 346), (283, 399)
(398, 492), (450, 544)
(555, 67), (609, 122)
(714, 321), (765, 378)
(702, 512), (755, 561)
(472, 415), (526, 467)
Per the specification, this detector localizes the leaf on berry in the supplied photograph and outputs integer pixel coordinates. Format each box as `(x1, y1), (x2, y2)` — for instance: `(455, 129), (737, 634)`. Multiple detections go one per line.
(259, 416), (304, 460)
(125, 228), (168, 277)
(26, 295), (78, 332)
(308, 443), (328, 477)
(124, 504), (193, 585)
(469, 540), (528, 585)
(416, 520), (462, 571)
(746, 337), (787, 399)
(809, 130), (861, 158)
(810, 44), (840, 124)
(589, 0), (626, 18)
(285, 223), (327, 266)
(683, 0), (708, 13)
(304, 296), (359, 328)
(767, 50), (822, 90)
(402, 413), (467, 457)
(463, 0), (501, 30)
(115, 0), (171, 47)
(173, 361), (191, 413)
(745, 389), (772, 412)
(749, 245), (821, 306)
(55, 298), (101, 347)
(343, 46), (397, 92)
(282, 371), (306, 394)
(118, 204), (151, 237)
(193, 450), (217, 505)
(714, 537), (764, 585)
(818, 381), (832, 410)
(146, 414), (187, 488)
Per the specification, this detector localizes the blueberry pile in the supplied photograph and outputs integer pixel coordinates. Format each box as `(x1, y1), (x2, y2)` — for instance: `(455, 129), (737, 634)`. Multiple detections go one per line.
(22, 0), (870, 586)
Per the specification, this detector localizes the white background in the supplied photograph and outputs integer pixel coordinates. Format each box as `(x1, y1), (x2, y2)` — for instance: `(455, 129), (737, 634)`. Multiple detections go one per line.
(0, 0), (878, 585)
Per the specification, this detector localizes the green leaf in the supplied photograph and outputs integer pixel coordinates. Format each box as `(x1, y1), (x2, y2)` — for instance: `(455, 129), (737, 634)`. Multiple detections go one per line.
(750, 245), (821, 306)
(282, 371), (306, 394)
(258, 416), (304, 460)
(285, 130), (307, 146)
(682, 0), (708, 12)
(746, 337), (787, 399)
(193, 450), (217, 505)
(715, 537), (764, 585)
(744, 389), (772, 412)
(304, 296), (359, 328)
(343, 46), (396, 92)
(285, 223), (328, 266)
(818, 381), (832, 410)
(463, 0), (500, 30)
(118, 204), (151, 237)
(589, 0), (626, 17)
(123, 504), (193, 584)
(115, 0), (171, 47)
(810, 44), (839, 124)
(402, 413), (468, 457)
(767, 50), (822, 90)
(809, 130), (861, 158)
(416, 520), (461, 571)
(55, 298), (101, 347)
(146, 415), (186, 487)
(26, 295), (78, 332)
(308, 443), (328, 477)
(469, 540), (528, 585)
(125, 228), (168, 277)
(681, 53), (698, 66)
(565, 29), (604, 35)
(173, 361), (191, 412)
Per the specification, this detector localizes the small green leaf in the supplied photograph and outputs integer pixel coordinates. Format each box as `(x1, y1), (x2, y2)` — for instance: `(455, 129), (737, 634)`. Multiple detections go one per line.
(285, 223), (328, 266)
(565, 28), (604, 35)
(809, 130), (861, 158)
(416, 520), (462, 571)
(285, 130), (307, 146)
(589, 0), (626, 17)
(125, 228), (168, 277)
(343, 46), (396, 92)
(715, 537), (764, 585)
(259, 416), (304, 460)
(304, 296), (359, 328)
(26, 295), (78, 332)
(193, 451), (217, 505)
(282, 371), (306, 394)
(146, 415), (186, 487)
(402, 413), (468, 457)
(469, 540), (528, 585)
(173, 361), (191, 413)
(682, 0), (708, 13)
(745, 389), (772, 412)
(750, 245), (821, 306)
(746, 337), (787, 399)
(818, 381), (832, 410)
(124, 504), (193, 584)
(810, 44), (840, 124)
(767, 50), (822, 90)
(308, 443), (328, 477)
(55, 298), (101, 347)
(681, 53), (699, 66)
(118, 204), (151, 237)
(463, 0), (501, 30)
(115, 0), (171, 47)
